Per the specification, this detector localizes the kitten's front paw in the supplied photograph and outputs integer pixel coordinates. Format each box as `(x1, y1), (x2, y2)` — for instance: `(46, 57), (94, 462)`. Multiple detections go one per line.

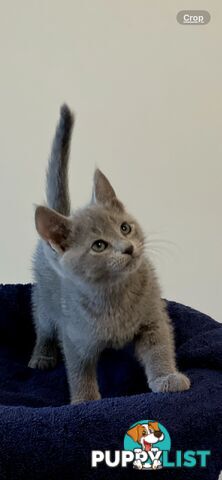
(150, 372), (190, 393)
(28, 354), (57, 370)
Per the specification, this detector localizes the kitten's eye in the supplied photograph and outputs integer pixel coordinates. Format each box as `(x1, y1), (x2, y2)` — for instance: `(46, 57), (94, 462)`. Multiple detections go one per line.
(121, 222), (131, 235)
(91, 239), (108, 253)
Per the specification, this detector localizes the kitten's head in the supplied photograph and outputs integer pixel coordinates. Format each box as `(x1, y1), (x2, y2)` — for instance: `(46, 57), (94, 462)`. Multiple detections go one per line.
(35, 169), (145, 284)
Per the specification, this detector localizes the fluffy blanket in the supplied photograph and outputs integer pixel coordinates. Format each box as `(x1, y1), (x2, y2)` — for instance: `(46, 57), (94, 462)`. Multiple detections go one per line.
(0, 284), (221, 479)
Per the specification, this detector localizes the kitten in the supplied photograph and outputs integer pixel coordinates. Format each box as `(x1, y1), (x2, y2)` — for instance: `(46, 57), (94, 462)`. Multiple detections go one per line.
(29, 105), (190, 403)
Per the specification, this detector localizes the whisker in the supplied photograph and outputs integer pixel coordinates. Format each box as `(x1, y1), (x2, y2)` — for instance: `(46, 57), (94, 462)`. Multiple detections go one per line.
(139, 238), (181, 262)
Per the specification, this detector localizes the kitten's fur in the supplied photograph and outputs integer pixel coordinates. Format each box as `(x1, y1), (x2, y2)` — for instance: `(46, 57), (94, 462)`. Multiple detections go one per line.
(29, 105), (190, 403)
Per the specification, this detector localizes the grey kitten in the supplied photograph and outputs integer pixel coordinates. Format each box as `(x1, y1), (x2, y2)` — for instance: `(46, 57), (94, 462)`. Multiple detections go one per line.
(29, 104), (190, 403)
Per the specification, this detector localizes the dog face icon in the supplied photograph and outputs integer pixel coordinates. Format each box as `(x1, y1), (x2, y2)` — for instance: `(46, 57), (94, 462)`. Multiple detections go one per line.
(127, 421), (164, 452)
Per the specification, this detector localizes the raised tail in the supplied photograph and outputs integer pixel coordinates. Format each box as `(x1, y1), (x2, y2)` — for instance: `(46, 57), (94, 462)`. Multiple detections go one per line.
(46, 104), (74, 216)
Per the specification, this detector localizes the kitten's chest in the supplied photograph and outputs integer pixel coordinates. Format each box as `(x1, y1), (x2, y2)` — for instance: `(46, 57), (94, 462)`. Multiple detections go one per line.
(100, 310), (139, 347)
(61, 282), (143, 349)
(80, 294), (141, 347)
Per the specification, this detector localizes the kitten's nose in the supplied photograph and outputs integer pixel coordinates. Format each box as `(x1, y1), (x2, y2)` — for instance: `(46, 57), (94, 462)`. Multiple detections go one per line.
(123, 245), (134, 256)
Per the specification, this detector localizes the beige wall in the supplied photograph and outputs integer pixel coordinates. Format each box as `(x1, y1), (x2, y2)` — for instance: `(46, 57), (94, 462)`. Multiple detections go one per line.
(0, 1), (221, 321)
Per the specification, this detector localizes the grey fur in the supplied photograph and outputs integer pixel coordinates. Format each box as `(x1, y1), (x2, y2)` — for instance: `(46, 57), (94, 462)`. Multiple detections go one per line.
(29, 105), (190, 403)
(46, 104), (74, 215)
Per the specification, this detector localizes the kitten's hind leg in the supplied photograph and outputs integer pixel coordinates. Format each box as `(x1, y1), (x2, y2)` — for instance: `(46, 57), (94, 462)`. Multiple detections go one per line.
(29, 335), (58, 370)
(29, 282), (59, 370)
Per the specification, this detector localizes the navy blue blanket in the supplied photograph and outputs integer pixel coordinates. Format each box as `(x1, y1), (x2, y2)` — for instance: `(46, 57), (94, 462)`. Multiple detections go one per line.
(0, 284), (221, 479)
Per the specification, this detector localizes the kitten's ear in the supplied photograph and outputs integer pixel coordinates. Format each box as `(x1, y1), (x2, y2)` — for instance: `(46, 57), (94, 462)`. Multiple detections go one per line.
(91, 169), (124, 211)
(35, 206), (72, 253)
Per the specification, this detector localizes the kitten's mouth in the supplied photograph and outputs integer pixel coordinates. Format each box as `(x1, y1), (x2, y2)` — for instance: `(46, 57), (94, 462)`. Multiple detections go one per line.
(116, 254), (141, 274)
(125, 251), (141, 265)
(106, 252), (142, 279)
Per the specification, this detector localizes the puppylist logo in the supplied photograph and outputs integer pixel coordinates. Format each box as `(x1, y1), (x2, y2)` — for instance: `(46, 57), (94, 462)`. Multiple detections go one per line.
(92, 420), (211, 470)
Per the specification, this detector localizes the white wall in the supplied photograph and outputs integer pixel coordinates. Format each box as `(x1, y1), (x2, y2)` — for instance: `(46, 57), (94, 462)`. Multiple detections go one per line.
(0, 1), (221, 321)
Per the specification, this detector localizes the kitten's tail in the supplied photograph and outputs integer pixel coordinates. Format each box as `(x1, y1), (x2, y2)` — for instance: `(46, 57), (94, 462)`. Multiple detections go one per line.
(46, 104), (74, 216)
